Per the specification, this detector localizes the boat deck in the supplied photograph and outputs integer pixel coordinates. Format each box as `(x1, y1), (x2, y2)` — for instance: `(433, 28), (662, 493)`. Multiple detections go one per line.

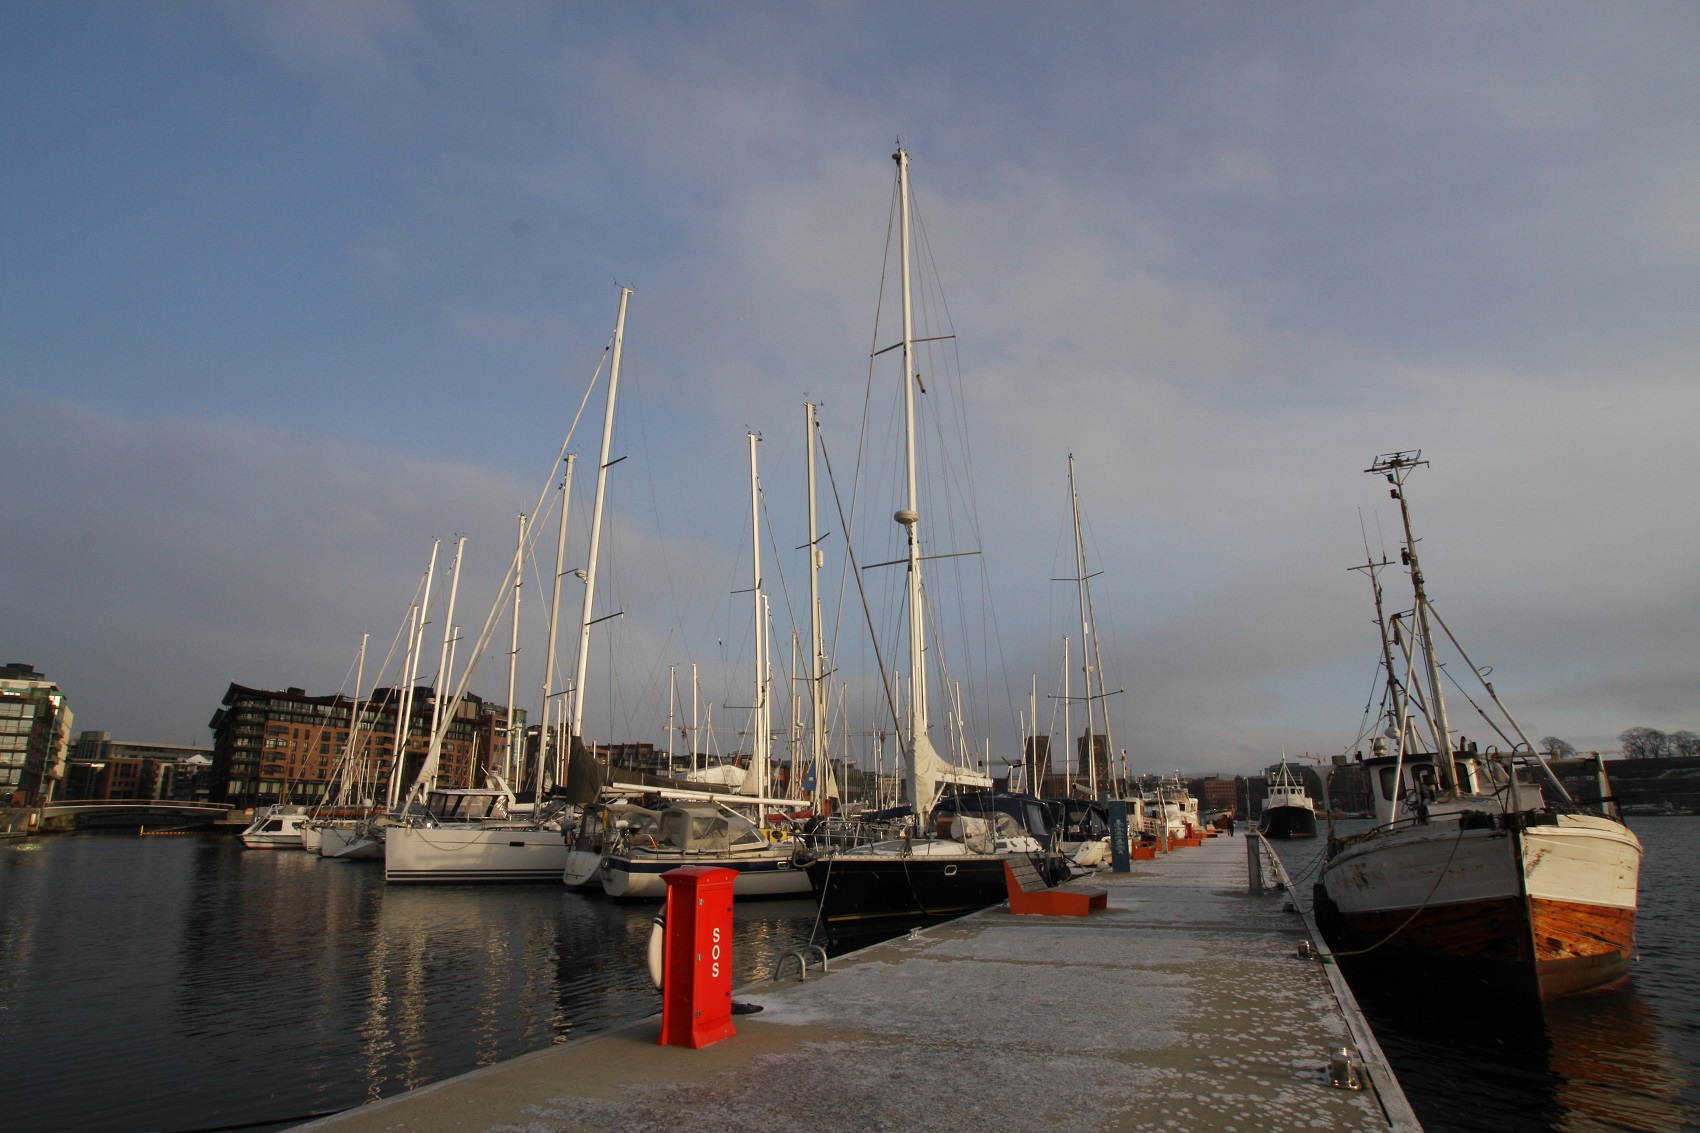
(296, 832), (1420, 1133)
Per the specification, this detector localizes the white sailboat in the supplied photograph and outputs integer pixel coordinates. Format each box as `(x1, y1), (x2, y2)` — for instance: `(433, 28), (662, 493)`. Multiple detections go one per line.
(1314, 451), (1641, 999)
(384, 288), (634, 882)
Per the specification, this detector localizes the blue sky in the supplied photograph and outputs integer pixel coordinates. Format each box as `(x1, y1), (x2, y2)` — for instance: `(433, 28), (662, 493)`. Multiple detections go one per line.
(4, 2), (1696, 773)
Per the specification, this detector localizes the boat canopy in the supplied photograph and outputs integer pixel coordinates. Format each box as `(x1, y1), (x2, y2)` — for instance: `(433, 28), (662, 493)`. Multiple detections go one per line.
(658, 803), (768, 853)
(932, 791), (1054, 847)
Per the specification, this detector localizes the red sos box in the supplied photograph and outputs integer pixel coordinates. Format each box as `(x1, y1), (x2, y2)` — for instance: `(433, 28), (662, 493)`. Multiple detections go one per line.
(658, 866), (738, 1049)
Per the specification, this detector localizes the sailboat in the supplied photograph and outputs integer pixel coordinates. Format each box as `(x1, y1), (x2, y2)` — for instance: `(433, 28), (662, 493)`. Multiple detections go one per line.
(1312, 451), (1641, 999)
(1258, 759), (1317, 839)
(598, 432), (812, 899)
(384, 288), (636, 883)
(805, 148), (1064, 933)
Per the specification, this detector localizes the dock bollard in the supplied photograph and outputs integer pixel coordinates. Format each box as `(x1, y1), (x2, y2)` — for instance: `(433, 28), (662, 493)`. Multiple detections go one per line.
(1328, 1046), (1363, 1090)
(657, 866), (739, 1050)
(1246, 833), (1264, 893)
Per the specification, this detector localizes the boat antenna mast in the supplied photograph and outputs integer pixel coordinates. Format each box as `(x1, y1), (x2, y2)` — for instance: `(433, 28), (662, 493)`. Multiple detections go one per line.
(1367, 451), (1456, 793)
(1348, 519), (1406, 758)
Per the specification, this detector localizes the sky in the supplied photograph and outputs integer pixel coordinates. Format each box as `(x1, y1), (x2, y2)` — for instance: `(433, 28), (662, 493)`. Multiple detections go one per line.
(3, 2), (1696, 776)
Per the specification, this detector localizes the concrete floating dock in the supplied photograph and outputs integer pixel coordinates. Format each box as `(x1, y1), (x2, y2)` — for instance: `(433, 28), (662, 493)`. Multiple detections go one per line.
(298, 832), (1420, 1133)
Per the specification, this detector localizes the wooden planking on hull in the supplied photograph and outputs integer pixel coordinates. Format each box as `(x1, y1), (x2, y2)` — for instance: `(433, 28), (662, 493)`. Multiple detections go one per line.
(1530, 897), (1635, 998)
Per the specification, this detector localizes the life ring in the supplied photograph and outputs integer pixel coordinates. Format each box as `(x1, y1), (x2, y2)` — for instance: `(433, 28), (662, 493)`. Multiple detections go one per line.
(646, 909), (665, 990)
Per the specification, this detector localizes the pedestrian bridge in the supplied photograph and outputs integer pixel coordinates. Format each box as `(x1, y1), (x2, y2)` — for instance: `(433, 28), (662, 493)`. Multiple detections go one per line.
(39, 800), (234, 831)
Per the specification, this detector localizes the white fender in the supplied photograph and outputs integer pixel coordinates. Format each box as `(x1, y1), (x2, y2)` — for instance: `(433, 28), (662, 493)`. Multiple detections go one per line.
(647, 909), (665, 990)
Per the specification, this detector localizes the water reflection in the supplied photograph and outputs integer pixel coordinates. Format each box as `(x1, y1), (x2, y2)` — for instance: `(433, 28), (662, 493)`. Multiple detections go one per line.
(2, 834), (826, 1133)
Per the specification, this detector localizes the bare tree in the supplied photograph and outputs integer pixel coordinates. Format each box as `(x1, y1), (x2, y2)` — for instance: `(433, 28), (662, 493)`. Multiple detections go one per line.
(1540, 736), (1578, 759)
(1619, 726), (1671, 760)
(1670, 730), (1700, 760)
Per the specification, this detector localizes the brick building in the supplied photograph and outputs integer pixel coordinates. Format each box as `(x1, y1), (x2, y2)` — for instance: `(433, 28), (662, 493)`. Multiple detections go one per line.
(65, 732), (213, 800)
(208, 682), (522, 808)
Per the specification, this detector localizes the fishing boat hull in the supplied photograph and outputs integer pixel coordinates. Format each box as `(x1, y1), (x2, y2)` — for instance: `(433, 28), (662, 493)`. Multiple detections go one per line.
(1317, 812), (1640, 999)
(383, 825), (570, 883)
(1258, 805), (1317, 840)
(599, 847), (812, 899)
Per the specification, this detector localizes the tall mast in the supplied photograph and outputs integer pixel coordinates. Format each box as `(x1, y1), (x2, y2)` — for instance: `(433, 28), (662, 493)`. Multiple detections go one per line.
(691, 662), (699, 774)
(805, 402), (832, 810)
(1368, 451), (1455, 791)
(667, 664), (676, 768)
(745, 431), (770, 801)
(1068, 454), (1100, 797)
(536, 456), (575, 796)
(893, 146), (929, 814)
(504, 513), (526, 787)
(570, 287), (632, 742)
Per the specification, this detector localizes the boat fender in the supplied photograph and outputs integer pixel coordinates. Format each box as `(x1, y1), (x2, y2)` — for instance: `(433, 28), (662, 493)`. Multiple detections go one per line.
(646, 909), (665, 990)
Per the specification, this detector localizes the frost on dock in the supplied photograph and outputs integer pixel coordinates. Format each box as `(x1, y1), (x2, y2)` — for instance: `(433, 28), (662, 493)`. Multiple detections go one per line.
(301, 834), (1417, 1133)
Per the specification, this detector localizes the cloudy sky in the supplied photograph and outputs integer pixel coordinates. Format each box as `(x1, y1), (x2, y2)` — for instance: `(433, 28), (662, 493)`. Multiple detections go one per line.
(3, 2), (1696, 775)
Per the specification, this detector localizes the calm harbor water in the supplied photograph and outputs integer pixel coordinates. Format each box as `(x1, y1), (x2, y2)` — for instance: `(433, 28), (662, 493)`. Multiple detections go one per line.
(1272, 816), (1700, 1133)
(0, 833), (823, 1133)
(2, 820), (1695, 1133)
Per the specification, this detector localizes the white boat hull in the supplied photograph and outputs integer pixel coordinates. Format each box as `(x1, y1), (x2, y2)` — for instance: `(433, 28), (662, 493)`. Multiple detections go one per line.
(317, 822), (379, 860)
(384, 825), (569, 883)
(239, 813), (310, 850)
(562, 848), (604, 888)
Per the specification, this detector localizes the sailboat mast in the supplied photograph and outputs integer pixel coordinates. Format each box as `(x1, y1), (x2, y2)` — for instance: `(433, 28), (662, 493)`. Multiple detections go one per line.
(570, 286), (632, 743)
(338, 634), (367, 808)
(389, 542), (438, 811)
(1068, 454), (1100, 797)
(504, 513), (525, 787)
(423, 535), (466, 794)
(1062, 634), (1072, 797)
(893, 147), (928, 813)
(805, 401), (830, 810)
(747, 431), (770, 801)
(1370, 452), (1456, 790)
(537, 456), (575, 796)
